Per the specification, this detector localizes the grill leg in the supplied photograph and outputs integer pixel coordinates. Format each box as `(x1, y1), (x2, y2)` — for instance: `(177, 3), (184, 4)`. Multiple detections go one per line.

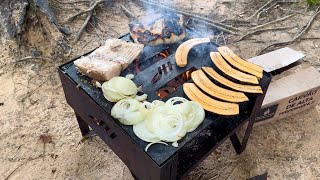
(75, 112), (90, 136)
(130, 171), (139, 180)
(230, 117), (255, 154)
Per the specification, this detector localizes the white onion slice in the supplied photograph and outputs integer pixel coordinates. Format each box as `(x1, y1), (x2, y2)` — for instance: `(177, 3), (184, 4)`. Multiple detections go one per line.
(145, 141), (169, 152)
(111, 99), (146, 125)
(95, 81), (102, 88)
(152, 100), (165, 107)
(172, 141), (178, 147)
(148, 112), (187, 142)
(125, 74), (135, 79)
(142, 101), (153, 110)
(184, 101), (205, 132)
(134, 94), (148, 102)
(165, 97), (189, 106)
(133, 120), (161, 142)
(112, 77), (137, 96)
(102, 77), (138, 102)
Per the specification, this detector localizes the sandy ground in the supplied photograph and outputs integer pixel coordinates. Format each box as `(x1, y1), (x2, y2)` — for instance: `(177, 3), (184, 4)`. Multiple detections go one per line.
(0, 0), (320, 179)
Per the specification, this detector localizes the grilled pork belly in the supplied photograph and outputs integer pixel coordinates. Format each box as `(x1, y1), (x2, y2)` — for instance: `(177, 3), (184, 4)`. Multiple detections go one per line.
(129, 13), (186, 46)
(74, 38), (144, 81)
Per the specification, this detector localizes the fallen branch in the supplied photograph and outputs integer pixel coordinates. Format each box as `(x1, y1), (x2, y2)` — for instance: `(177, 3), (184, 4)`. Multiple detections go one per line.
(89, 22), (103, 42)
(250, 13), (296, 30)
(4, 155), (45, 180)
(300, 37), (320, 40)
(237, 26), (296, 42)
(95, 16), (120, 36)
(120, 4), (137, 19)
(75, 10), (93, 42)
(279, 7), (312, 16)
(222, 32), (227, 45)
(257, 2), (277, 21)
(15, 56), (52, 63)
(245, 0), (298, 21)
(54, 0), (90, 4)
(246, 0), (275, 20)
(66, 0), (105, 22)
(215, 32), (222, 44)
(258, 6), (320, 55)
(64, 0), (105, 42)
(19, 76), (52, 103)
(277, 0), (299, 3)
(136, 0), (240, 33)
(220, 18), (252, 24)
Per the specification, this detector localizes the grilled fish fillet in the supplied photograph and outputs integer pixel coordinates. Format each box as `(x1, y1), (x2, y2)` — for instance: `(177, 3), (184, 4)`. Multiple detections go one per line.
(129, 13), (186, 46)
(74, 38), (144, 81)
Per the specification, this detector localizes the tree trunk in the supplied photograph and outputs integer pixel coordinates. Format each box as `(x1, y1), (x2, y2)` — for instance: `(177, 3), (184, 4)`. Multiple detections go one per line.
(0, 0), (69, 58)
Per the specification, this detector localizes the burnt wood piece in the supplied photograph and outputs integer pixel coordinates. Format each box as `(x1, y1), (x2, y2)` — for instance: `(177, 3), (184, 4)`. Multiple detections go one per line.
(247, 173), (268, 180)
(58, 32), (272, 180)
(0, 0), (28, 39)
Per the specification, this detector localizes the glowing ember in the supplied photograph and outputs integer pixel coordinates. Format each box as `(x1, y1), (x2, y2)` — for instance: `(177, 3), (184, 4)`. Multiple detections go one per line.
(134, 49), (172, 75)
(155, 49), (171, 60)
(156, 67), (197, 99)
(159, 50), (170, 58)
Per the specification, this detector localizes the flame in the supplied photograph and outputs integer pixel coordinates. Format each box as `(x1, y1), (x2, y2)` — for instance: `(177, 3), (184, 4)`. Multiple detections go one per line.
(159, 52), (167, 58)
(182, 70), (193, 80)
(156, 67), (197, 99)
(156, 49), (170, 59)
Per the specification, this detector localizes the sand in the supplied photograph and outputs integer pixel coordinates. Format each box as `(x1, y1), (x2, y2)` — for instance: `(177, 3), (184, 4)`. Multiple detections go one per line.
(0, 0), (320, 179)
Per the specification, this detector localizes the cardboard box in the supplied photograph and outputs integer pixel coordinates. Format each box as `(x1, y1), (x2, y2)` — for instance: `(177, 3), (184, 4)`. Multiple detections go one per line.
(247, 48), (320, 125)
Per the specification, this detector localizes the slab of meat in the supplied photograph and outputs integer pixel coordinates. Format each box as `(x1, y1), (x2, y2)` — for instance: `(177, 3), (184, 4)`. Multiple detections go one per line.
(129, 12), (186, 46)
(74, 38), (144, 81)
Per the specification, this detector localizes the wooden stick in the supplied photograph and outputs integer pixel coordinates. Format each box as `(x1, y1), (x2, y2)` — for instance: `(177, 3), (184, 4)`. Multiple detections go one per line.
(120, 4), (137, 19)
(246, 0), (275, 20)
(257, 2), (277, 21)
(135, 0), (240, 32)
(15, 56), (52, 63)
(237, 26), (296, 42)
(75, 10), (93, 42)
(215, 32), (222, 44)
(258, 6), (320, 55)
(89, 22), (104, 42)
(277, 0), (299, 3)
(67, 0), (105, 22)
(300, 37), (320, 40)
(220, 18), (252, 24)
(95, 16), (120, 36)
(250, 13), (295, 30)
(4, 155), (45, 180)
(54, 0), (90, 4)
(279, 7), (312, 16)
(221, 32), (227, 45)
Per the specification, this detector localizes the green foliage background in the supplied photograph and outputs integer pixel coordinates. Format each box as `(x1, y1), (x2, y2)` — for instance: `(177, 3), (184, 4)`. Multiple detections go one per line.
(307, 0), (320, 6)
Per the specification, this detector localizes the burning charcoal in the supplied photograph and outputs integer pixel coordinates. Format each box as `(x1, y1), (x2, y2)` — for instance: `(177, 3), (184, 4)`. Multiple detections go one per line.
(129, 13), (186, 45)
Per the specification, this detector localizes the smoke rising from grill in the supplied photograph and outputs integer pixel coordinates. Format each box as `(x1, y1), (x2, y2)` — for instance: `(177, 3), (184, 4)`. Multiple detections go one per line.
(135, 0), (221, 56)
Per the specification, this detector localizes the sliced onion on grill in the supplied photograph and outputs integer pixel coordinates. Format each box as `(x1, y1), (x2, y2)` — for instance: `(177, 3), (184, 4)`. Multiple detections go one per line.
(145, 141), (169, 152)
(146, 110), (187, 142)
(111, 99), (147, 125)
(112, 77), (137, 96)
(152, 100), (165, 107)
(133, 120), (161, 143)
(134, 94), (148, 102)
(102, 76), (138, 102)
(183, 101), (205, 132)
(165, 97), (205, 132)
(111, 95), (205, 148)
(165, 97), (189, 105)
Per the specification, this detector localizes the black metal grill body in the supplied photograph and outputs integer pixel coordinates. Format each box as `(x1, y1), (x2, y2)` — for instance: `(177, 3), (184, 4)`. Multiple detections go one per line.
(58, 33), (272, 180)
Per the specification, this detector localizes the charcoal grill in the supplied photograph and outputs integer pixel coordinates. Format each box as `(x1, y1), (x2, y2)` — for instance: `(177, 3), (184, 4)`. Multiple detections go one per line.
(58, 29), (272, 180)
